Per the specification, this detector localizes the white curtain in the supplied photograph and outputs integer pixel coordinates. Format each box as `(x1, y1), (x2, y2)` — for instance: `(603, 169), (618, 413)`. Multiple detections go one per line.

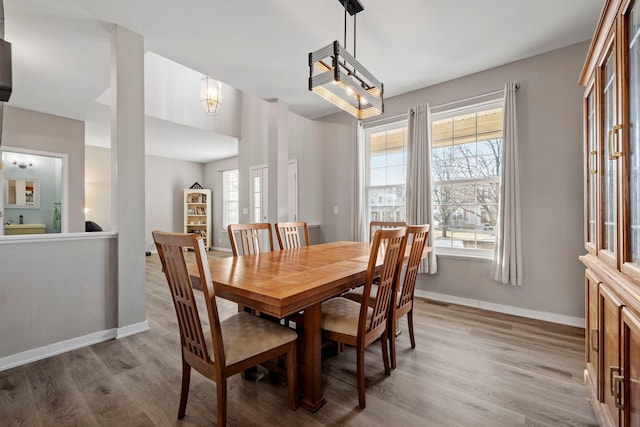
(491, 82), (523, 286)
(406, 103), (437, 274)
(354, 121), (367, 242)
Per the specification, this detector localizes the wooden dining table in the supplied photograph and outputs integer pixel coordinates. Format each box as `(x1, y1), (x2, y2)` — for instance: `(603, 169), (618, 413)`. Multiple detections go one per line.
(186, 241), (374, 411)
(188, 240), (432, 412)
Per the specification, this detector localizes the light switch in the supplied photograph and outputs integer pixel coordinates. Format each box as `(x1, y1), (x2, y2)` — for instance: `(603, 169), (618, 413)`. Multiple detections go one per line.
(333, 206), (339, 214)
(242, 207), (249, 215)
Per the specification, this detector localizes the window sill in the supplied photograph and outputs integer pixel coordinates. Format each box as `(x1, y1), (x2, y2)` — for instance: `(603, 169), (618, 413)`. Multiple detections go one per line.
(434, 248), (493, 262)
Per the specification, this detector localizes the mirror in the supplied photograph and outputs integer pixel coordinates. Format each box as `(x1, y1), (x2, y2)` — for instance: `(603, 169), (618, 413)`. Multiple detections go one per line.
(5, 178), (40, 208)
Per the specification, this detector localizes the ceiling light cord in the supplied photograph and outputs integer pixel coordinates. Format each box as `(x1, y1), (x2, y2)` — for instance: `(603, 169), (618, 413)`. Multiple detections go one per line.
(353, 10), (358, 89)
(344, 4), (347, 51)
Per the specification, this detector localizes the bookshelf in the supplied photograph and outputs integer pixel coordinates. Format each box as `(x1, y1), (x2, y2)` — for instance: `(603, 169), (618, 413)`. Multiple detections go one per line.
(184, 188), (211, 249)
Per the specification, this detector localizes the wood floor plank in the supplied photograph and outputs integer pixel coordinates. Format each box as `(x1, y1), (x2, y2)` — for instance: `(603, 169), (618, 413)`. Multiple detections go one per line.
(0, 367), (41, 426)
(24, 356), (98, 426)
(0, 251), (597, 426)
(61, 346), (153, 427)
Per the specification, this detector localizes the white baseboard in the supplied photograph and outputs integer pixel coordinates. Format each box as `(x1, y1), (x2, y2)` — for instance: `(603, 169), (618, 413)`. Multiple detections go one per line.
(0, 320), (150, 372)
(0, 329), (116, 372)
(211, 246), (232, 253)
(116, 320), (149, 339)
(414, 290), (585, 328)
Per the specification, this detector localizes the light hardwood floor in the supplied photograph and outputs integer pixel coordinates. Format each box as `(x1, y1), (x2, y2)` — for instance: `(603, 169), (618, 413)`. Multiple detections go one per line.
(0, 252), (598, 426)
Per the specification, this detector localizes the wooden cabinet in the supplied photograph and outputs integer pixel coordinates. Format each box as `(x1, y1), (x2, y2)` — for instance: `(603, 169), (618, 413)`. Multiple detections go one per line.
(184, 188), (211, 250)
(600, 285), (622, 427)
(586, 269), (600, 392)
(580, 1), (640, 425)
(621, 307), (640, 425)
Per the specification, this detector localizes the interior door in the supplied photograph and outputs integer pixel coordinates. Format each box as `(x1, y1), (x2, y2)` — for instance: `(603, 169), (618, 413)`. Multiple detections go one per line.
(250, 165), (268, 223)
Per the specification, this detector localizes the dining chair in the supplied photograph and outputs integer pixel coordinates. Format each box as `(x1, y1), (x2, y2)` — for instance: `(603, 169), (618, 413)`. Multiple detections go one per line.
(369, 221), (406, 242)
(275, 221), (310, 331)
(227, 222), (274, 256)
(320, 227), (407, 408)
(275, 221), (310, 249)
(343, 225), (430, 369)
(227, 223), (275, 314)
(152, 231), (298, 427)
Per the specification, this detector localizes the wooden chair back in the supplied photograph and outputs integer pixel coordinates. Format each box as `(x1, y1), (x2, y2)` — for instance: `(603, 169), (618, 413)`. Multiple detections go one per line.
(386, 224), (430, 369)
(369, 221), (406, 242)
(396, 224), (430, 314)
(275, 221), (310, 249)
(227, 223), (274, 256)
(152, 231), (224, 373)
(361, 228), (408, 339)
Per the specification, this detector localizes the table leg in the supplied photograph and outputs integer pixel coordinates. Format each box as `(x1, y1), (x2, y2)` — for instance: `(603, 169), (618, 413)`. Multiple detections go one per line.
(300, 303), (326, 412)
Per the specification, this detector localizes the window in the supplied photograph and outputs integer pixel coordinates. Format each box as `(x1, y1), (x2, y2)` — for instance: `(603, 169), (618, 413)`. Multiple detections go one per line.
(365, 122), (408, 224)
(222, 169), (239, 228)
(431, 101), (503, 253)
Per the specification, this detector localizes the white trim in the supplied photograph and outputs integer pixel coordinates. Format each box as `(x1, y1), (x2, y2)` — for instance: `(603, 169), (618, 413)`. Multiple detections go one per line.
(0, 329), (117, 372)
(430, 91), (504, 116)
(414, 290), (584, 328)
(0, 320), (150, 372)
(212, 246), (233, 252)
(0, 231), (117, 245)
(116, 320), (149, 339)
(434, 247), (493, 261)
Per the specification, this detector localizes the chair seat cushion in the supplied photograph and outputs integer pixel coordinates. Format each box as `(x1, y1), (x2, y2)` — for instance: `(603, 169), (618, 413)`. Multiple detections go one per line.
(204, 312), (297, 366)
(321, 297), (372, 337)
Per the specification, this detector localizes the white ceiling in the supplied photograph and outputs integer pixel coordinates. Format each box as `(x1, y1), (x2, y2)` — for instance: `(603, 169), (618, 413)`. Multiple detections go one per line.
(3, 0), (603, 162)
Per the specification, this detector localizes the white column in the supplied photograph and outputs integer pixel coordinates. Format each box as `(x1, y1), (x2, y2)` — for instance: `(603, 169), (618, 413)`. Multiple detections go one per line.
(110, 25), (148, 335)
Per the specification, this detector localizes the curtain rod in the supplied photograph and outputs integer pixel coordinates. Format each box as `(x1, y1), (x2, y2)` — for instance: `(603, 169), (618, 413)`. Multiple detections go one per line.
(217, 168), (236, 173)
(429, 83), (520, 112)
(363, 83), (520, 122)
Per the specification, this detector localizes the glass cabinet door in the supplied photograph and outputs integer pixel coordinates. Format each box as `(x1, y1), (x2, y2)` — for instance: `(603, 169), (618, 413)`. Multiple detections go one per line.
(627, 0), (640, 269)
(602, 49), (617, 259)
(586, 87), (597, 250)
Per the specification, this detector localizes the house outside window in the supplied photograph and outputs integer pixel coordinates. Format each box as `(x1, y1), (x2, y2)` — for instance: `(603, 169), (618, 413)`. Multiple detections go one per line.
(365, 122), (408, 225)
(431, 101), (503, 253)
(362, 99), (502, 256)
(222, 169), (239, 229)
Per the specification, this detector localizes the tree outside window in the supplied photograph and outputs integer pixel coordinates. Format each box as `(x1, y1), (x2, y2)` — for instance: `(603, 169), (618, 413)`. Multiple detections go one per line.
(431, 105), (502, 251)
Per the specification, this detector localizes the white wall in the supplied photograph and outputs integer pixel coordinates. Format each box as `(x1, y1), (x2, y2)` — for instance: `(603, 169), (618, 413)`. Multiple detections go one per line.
(318, 42), (589, 320)
(86, 149), (207, 248)
(85, 146), (111, 231)
(0, 234), (118, 366)
(316, 114), (355, 243)
(287, 112), (325, 227)
(145, 155), (204, 248)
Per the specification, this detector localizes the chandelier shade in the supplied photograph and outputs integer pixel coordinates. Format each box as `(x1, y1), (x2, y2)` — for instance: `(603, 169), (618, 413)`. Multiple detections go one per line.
(308, 0), (383, 119)
(200, 76), (222, 116)
(309, 40), (383, 119)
